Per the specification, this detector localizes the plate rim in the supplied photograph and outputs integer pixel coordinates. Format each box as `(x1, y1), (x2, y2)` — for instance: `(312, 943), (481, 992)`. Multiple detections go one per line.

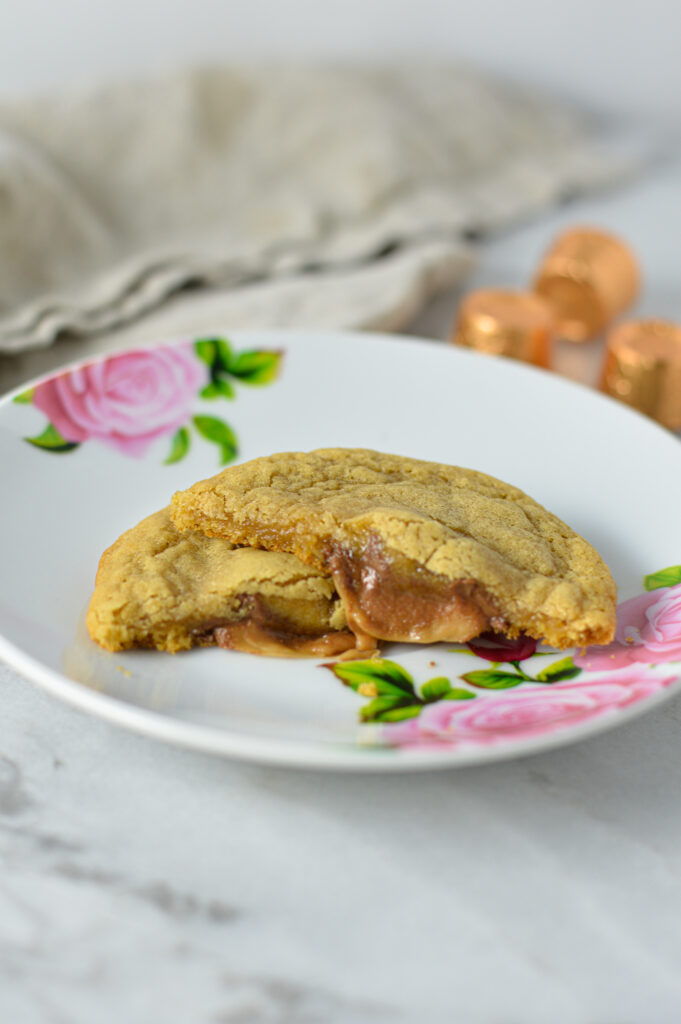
(4, 326), (680, 440)
(3, 630), (679, 771)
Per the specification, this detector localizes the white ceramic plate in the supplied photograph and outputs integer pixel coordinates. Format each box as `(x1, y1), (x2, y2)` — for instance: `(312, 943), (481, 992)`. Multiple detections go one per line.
(2, 330), (681, 771)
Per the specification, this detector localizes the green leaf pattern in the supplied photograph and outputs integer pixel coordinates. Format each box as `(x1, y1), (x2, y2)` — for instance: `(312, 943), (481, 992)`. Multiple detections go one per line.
(192, 415), (238, 465)
(25, 423), (80, 452)
(334, 649), (588, 727)
(332, 659), (493, 724)
(228, 350), (281, 384)
(461, 669), (524, 690)
(644, 565), (681, 591)
(194, 338), (282, 397)
(332, 659), (416, 697)
(535, 656), (580, 683)
(200, 379), (235, 401)
(164, 427), (191, 465)
(421, 676), (455, 701)
(13, 387), (35, 404)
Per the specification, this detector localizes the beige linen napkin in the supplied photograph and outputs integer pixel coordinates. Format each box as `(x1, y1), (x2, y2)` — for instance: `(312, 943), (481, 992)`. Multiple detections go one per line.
(0, 64), (635, 363)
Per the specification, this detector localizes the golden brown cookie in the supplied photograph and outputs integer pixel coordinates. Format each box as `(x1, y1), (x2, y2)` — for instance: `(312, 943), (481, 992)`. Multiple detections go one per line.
(170, 448), (616, 649)
(86, 507), (358, 657)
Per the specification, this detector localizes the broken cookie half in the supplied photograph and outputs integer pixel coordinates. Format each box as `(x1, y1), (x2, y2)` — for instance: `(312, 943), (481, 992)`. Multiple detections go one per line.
(86, 508), (364, 658)
(170, 448), (617, 650)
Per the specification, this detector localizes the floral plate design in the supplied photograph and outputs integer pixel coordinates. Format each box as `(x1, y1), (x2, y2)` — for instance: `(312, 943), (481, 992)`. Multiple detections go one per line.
(329, 568), (681, 750)
(1, 330), (681, 770)
(13, 337), (281, 463)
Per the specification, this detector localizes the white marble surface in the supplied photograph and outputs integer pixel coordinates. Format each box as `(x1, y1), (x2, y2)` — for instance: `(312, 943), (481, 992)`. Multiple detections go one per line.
(3, 159), (681, 1024)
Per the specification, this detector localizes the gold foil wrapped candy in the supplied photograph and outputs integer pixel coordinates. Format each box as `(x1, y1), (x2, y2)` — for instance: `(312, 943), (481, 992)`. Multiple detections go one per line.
(601, 319), (681, 430)
(534, 227), (640, 341)
(451, 288), (553, 368)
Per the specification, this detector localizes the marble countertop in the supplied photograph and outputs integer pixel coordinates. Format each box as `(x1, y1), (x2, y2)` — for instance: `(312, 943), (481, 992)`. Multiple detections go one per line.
(3, 159), (681, 1024)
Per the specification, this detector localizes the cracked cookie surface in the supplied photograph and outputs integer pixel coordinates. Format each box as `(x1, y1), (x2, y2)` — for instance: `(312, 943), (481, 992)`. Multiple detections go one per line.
(86, 507), (355, 656)
(170, 448), (617, 649)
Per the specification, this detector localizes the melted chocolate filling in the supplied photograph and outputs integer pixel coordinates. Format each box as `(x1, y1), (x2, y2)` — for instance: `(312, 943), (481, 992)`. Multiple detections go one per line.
(327, 534), (506, 644)
(192, 595), (357, 658)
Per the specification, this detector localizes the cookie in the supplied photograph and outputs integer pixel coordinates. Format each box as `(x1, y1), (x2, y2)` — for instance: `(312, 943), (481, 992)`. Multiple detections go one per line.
(170, 448), (617, 649)
(86, 507), (358, 657)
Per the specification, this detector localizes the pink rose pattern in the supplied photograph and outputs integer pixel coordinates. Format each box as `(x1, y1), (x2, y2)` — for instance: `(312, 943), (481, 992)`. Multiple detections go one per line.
(382, 669), (676, 749)
(32, 345), (206, 457)
(17, 338), (282, 463)
(574, 583), (681, 672)
(335, 569), (681, 751)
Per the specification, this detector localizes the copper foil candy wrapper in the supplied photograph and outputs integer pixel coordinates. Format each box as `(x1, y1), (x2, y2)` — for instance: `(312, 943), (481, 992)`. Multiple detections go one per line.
(601, 319), (681, 430)
(534, 227), (640, 341)
(452, 289), (552, 367)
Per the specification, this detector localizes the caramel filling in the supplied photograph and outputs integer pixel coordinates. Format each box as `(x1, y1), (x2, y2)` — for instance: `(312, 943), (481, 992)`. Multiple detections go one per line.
(192, 595), (357, 659)
(211, 621), (356, 658)
(328, 534), (507, 644)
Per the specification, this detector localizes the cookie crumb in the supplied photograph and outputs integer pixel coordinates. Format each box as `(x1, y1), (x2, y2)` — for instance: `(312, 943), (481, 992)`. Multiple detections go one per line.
(116, 665), (132, 677)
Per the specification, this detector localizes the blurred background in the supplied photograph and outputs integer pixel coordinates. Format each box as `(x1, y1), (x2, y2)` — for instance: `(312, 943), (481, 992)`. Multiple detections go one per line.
(0, 0), (678, 119)
(0, 0), (678, 394)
